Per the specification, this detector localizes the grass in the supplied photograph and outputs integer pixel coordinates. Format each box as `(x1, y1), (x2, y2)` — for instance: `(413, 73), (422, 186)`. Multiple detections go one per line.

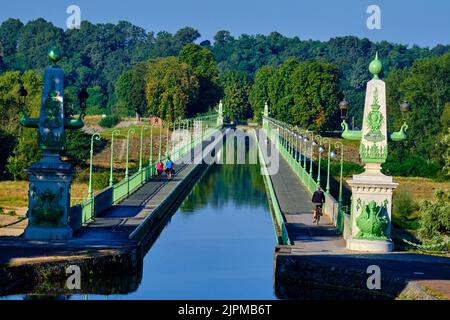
(0, 180), (97, 210)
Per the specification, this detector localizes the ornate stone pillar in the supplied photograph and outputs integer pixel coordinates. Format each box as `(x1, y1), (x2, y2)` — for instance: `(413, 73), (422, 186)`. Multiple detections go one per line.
(342, 54), (407, 252)
(20, 48), (86, 240)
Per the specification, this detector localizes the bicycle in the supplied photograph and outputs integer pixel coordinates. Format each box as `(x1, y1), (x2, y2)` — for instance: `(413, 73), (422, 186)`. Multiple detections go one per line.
(313, 205), (323, 225)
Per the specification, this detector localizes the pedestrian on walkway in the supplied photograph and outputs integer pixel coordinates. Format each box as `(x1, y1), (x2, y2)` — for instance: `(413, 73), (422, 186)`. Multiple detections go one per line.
(165, 157), (174, 180)
(156, 160), (164, 180)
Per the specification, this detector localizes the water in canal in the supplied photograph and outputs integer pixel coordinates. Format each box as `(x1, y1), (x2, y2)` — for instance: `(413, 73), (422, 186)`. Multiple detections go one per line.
(7, 138), (277, 300)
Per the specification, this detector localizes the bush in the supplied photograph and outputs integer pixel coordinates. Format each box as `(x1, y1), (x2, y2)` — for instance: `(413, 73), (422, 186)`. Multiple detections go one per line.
(382, 154), (441, 178)
(327, 161), (364, 177)
(392, 191), (420, 230)
(417, 190), (450, 248)
(92, 171), (119, 190)
(64, 130), (102, 165)
(99, 116), (121, 128)
(394, 191), (417, 216)
(0, 130), (16, 175)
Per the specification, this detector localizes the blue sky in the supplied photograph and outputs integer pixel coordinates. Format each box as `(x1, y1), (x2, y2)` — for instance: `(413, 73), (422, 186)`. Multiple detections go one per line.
(0, 0), (449, 47)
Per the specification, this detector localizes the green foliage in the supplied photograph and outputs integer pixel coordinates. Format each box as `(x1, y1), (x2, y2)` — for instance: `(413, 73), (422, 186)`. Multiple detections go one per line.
(0, 129), (16, 175)
(440, 128), (450, 177)
(6, 128), (40, 180)
(99, 115), (121, 128)
(179, 44), (221, 114)
(146, 57), (199, 121)
(64, 130), (101, 166)
(257, 58), (342, 131)
(0, 70), (41, 131)
(85, 86), (107, 115)
(417, 190), (450, 248)
(249, 65), (276, 121)
(289, 60), (342, 131)
(328, 161), (364, 177)
(392, 191), (420, 230)
(115, 63), (148, 117)
(394, 191), (417, 216)
(386, 53), (450, 177)
(220, 70), (252, 121)
(382, 153), (441, 178)
(92, 171), (118, 190)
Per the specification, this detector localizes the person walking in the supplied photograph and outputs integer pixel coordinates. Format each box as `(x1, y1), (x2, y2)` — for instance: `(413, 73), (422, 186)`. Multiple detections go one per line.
(165, 157), (174, 180)
(156, 160), (164, 180)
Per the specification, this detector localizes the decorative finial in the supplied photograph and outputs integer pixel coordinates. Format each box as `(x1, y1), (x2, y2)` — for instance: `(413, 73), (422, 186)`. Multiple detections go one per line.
(369, 51), (382, 80)
(48, 47), (62, 65)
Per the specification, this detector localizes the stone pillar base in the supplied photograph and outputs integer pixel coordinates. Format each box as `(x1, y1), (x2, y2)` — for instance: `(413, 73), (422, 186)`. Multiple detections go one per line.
(25, 225), (73, 240)
(346, 239), (393, 252)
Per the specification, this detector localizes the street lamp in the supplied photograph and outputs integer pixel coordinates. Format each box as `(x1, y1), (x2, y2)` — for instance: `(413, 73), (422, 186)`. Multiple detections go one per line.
(400, 101), (411, 121)
(78, 87), (89, 115)
(339, 98), (349, 120)
(17, 83), (28, 111)
(331, 142), (344, 207)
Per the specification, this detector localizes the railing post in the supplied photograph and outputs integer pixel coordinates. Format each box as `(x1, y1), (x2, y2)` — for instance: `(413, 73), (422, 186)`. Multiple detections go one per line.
(149, 123), (154, 178)
(88, 133), (101, 200)
(326, 139), (331, 194)
(139, 125), (148, 171)
(139, 124), (148, 183)
(166, 122), (171, 158)
(158, 124), (162, 162)
(109, 129), (120, 187)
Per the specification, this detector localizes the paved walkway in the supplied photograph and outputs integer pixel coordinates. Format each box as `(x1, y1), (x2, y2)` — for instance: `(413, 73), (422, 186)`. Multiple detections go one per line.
(266, 135), (347, 251)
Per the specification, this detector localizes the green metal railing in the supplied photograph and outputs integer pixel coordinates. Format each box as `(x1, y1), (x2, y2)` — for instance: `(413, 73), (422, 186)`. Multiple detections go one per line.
(80, 114), (219, 225)
(254, 130), (291, 245)
(262, 116), (346, 233)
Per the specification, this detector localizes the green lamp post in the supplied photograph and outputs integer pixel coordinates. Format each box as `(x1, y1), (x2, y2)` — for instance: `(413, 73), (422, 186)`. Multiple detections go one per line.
(109, 129), (120, 187)
(87, 132), (101, 199)
(139, 125), (148, 171)
(125, 128), (135, 180)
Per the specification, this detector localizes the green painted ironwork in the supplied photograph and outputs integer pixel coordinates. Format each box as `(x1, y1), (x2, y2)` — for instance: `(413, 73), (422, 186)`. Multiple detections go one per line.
(88, 133), (101, 199)
(139, 125), (148, 171)
(125, 128), (135, 180)
(149, 124), (154, 176)
(109, 129), (120, 187)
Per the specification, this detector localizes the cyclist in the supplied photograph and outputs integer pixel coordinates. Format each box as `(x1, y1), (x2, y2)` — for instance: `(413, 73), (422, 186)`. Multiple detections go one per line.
(311, 187), (325, 224)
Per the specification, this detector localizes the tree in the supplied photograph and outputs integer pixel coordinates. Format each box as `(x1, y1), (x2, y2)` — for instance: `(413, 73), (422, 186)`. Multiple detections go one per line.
(386, 53), (450, 168)
(6, 128), (40, 180)
(0, 18), (24, 69)
(145, 57), (199, 121)
(220, 70), (252, 121)
(249, 65), (276, 121)
(115, 62), (148, 118)
(0, 70), (41, 131)
(15, 18), (65, 70)
(179, 44), (221, 114)
(290, 60), (342, 131)
(440, 128), (450, 177)
(267, 58), (299, 122)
